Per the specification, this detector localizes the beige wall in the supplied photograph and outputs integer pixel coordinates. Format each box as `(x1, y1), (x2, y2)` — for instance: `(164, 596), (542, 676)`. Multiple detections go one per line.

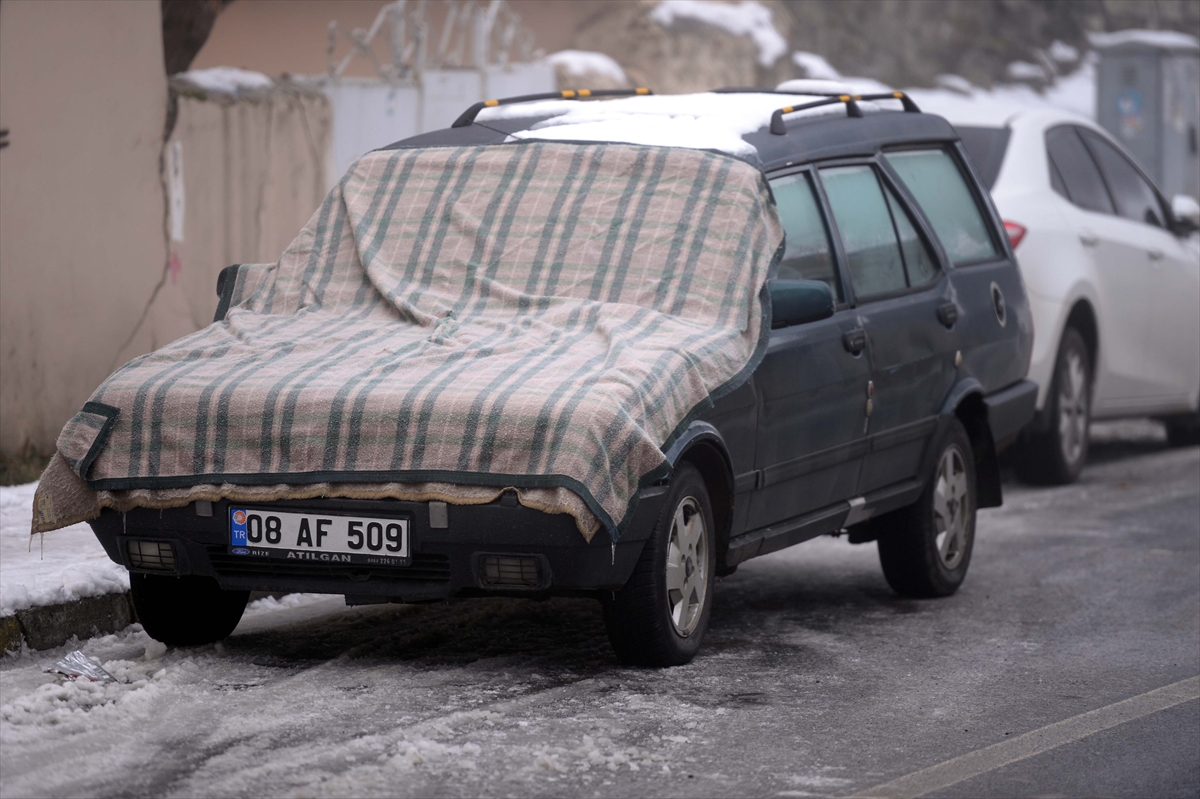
(0, 0), (171, 454)
(166, 85), (332, 326)
(192, 0), (607, 77)
(0, 2), (333, 456)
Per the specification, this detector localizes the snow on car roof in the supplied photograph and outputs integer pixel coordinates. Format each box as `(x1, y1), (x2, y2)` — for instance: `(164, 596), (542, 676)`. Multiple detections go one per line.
(476, 91), (897, 158)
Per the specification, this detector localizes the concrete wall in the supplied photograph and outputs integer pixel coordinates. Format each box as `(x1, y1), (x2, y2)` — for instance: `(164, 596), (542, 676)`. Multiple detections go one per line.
(0, 2), (333, 456)
(0, 0), (170, 455)
(165, 84), (332, 326)
(318, 62), (553, 187)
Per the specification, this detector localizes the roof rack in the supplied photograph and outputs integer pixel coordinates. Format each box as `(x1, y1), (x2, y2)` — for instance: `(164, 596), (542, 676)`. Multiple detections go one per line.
(452, 87), (654, 128)
(712, 87), (847, 96)
(769, 92), (921, 135)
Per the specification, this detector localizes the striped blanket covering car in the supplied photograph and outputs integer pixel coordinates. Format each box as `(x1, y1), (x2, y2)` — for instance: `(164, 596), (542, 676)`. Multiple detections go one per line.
(35, 141), (782, 541)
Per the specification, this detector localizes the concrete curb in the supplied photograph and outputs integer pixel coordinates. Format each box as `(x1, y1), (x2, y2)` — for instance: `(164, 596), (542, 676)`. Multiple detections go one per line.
(1, 592), (136, 653)
(0, 590), (286, 654)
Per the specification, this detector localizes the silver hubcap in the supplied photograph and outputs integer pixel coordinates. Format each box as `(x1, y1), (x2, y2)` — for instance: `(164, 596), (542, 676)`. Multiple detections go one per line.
(1058, 349), (1089, 466)
(932, 445), (970, 571)
(665, 496), (708, 637)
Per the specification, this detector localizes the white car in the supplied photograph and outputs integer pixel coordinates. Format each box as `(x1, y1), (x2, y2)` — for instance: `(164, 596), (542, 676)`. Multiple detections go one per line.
(950, 109), (1200, 483)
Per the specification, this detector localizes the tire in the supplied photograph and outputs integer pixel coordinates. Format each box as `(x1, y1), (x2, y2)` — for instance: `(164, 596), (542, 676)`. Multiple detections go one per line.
(1016, 327), (1091, 485)
(1164, 413), (1200, 447)
(877, 418), (976, 598)
(602, 462), (716, 667)
(130, 573), (249, 646)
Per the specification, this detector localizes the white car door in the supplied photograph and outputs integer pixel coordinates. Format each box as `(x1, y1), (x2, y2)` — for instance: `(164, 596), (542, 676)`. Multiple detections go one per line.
(1044, 125), (1153, 408)
(1079, 129), (1200, 410)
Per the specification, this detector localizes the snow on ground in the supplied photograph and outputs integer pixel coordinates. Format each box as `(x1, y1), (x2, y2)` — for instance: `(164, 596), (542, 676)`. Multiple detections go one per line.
(0, 483), (128, 617)
(545, 51), (627, 84)
(0, 422), (1190, 798)
(790, 48), (1099, 125)
(173, 66), (274, 95)
(650, 0), (787, 67)
(906, 56), (1097, 124)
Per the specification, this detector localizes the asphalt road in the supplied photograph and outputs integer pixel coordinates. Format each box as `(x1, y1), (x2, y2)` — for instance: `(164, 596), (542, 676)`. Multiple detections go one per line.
(2, 422), (1197, 798)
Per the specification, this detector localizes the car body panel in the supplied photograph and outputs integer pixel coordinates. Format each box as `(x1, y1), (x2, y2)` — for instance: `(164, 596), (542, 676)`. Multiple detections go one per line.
(93, 99), (1038, 599)
(949, 109), (1200, 419)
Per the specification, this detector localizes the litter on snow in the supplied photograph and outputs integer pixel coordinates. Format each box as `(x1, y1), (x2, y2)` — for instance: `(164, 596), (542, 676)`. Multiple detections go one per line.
(44, 650), (118, 683)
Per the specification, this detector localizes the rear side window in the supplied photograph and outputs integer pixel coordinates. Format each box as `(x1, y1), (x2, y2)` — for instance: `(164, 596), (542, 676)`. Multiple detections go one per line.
(1079, 130), (1165, 227)
(769, 172), (842, 300)
(819, 165), (908, 298)
(1045, 126), (1114, 215)
(954, 126), (1011, 190)
(884, 149), (1000, 265)
(884, 184), (939, 286)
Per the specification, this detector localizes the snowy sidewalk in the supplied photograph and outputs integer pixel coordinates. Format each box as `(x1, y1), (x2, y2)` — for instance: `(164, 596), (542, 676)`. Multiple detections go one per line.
(1, 483), (131, 652)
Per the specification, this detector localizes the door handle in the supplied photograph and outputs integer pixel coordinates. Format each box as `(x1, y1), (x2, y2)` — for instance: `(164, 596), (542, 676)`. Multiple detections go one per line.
(937, 302), (959, 328)
(843, 328), (866, 355)
(1079, 232), (1099, 247)
(1148, 248), (1164, 261)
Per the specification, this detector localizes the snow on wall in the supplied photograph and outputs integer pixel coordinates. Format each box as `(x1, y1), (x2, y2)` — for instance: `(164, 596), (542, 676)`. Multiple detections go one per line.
(792, 52), (841, 82)
(1006, 61), (1048, 81)
(1089, 29), (1200, 51)
(650, 1), (787, 68)
(545, 51), (628, 84)
(173, 67), (274, 95)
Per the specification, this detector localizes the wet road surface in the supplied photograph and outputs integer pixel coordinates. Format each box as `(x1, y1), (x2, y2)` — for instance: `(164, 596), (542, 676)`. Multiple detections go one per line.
(2, 423), (1197, 798)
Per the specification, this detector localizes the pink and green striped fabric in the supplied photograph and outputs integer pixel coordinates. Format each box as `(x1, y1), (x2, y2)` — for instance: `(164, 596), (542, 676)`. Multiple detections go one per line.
(56, 142), (782, 539)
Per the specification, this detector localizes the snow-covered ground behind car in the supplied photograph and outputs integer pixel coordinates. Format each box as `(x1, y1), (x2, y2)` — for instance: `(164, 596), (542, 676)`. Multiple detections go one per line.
(0, 483), (128, 617)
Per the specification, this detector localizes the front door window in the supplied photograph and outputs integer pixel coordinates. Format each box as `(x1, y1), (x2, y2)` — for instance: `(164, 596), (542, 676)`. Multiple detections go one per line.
(820, 165), (908, 298)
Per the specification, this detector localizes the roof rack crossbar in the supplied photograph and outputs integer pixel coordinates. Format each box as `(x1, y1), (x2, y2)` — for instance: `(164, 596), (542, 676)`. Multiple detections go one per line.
(452, 87), (654, 128)
(713, 87), (853, 96)
(768, 92), (921, 135)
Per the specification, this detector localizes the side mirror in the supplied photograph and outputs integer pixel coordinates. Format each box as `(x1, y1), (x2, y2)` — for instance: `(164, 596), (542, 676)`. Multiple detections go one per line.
(769, 279), (835, 329)
(1171, 194), (1200, 236)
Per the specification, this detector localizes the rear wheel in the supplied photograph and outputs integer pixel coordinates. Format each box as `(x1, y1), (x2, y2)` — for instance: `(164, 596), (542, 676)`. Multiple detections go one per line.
(878, 418), (976, 598)
(1016, 327), (1091, 485)
(602, 462), (715, 667)
(130, 573), (249, 646)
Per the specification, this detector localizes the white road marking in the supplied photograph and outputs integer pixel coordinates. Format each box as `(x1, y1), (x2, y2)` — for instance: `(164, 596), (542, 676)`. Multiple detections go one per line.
(849, 675), (1200, 798)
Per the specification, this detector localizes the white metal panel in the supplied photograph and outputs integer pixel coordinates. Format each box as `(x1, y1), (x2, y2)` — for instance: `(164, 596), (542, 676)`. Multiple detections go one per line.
(420, 69), (485, 132)
(484, 61), (555, 102)
(320, 78), (421, 187)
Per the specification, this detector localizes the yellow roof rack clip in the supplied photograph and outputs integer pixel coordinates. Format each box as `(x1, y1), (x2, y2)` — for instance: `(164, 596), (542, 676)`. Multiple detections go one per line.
(769, 91), (921, 135)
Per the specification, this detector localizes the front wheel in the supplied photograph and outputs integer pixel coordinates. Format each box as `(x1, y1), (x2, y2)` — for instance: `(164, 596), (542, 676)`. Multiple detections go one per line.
(130, 573), (249, 646)
(877, 418), (977, 598)
(1016, 327), (1091, 485)
(602, 462), (715, 667)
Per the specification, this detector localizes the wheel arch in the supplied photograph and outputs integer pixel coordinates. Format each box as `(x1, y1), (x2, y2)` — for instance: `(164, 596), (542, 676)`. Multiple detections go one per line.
(1063, 298), (1099, 379)
(663, 422), (735, 570)
(940, 380), (1003, 509)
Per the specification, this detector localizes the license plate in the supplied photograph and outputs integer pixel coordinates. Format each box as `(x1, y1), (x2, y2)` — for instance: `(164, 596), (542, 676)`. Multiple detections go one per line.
(229, 508), (410, 566)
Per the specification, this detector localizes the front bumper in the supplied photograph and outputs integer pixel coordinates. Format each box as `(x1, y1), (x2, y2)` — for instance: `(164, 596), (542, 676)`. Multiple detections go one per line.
(89, 490), (665, 602)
